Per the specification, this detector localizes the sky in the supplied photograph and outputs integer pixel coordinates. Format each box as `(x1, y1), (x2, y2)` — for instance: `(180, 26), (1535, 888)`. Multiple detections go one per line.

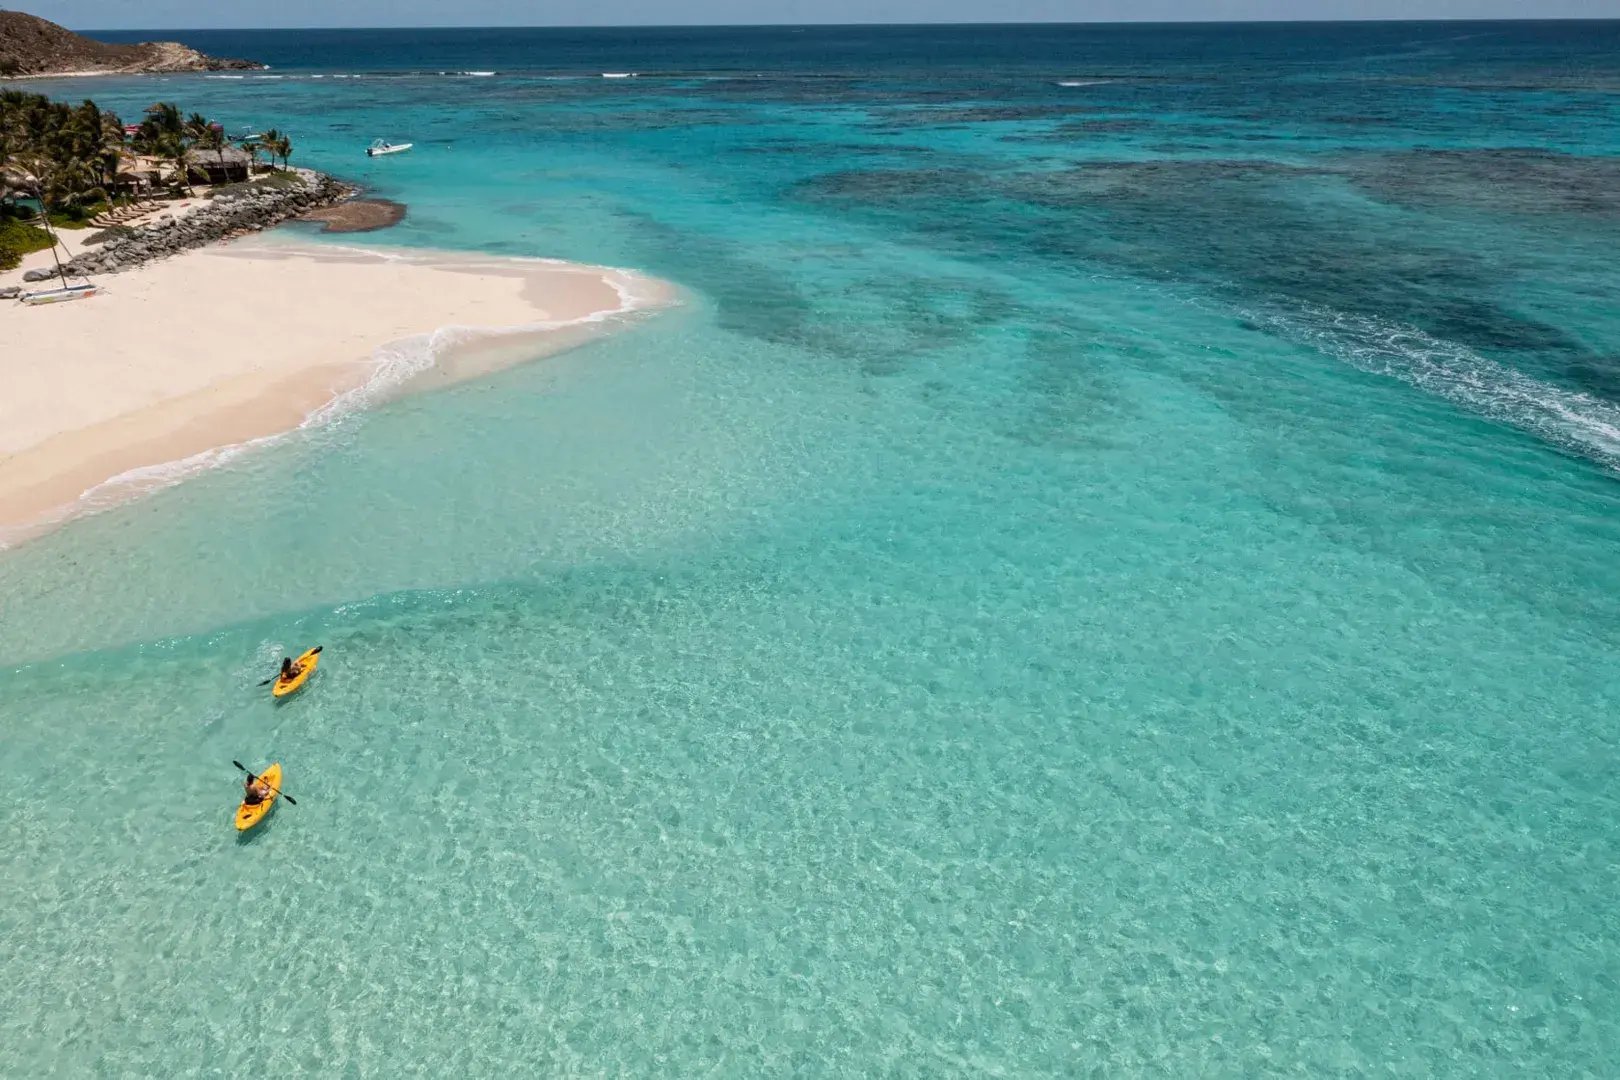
(15, 0), (1620, 30)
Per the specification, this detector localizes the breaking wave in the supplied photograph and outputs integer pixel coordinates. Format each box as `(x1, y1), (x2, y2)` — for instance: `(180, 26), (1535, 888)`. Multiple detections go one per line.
(1243, 300), (1620, 471)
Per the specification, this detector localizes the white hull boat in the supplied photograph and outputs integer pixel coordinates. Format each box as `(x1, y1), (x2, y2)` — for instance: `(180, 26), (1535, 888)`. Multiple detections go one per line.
(20, 282), (97, 305)
(366, 139), (413, 157)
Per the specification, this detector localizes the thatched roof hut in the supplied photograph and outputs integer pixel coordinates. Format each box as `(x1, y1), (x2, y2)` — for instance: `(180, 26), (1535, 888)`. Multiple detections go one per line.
(187, 144), (251, 185)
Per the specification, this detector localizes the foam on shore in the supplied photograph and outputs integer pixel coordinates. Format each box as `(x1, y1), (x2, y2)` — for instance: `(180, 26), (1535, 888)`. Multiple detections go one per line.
(0, 241), (675, 548)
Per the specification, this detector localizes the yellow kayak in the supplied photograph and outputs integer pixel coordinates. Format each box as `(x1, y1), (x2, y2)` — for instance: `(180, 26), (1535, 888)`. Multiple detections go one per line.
(271, 647), (321, 699)
(235, 763), (281, 832)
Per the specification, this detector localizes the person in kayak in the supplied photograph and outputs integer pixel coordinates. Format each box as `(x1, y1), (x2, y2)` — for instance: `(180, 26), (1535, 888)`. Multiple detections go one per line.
(243, 774), (272, 806)
(278, 656), (303, 682)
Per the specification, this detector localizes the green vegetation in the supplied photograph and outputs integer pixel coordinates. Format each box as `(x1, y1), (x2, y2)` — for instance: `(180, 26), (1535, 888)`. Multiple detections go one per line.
(211, 171), (301, 199)
(187, 111), (227, 173)
(0, 89), (128, 213)
(0, 217), (52, 271)
(131, 100), (194, 195)
(48, 201), (110, 228)
(2, 87), (298, 219)
(259, 127), (294, 170)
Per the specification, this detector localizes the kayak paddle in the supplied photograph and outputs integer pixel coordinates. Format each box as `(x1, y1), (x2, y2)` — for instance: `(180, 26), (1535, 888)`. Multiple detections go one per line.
(233, 760), (298, 806)
(257, 645), (323, 686)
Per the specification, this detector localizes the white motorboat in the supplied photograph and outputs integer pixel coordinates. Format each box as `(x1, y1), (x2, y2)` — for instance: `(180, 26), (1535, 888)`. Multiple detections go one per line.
(366, 139), (413, 157)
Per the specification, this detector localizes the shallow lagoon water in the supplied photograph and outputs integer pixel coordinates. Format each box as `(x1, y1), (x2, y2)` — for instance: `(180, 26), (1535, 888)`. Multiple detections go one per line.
(4, 23), (1620, 1074)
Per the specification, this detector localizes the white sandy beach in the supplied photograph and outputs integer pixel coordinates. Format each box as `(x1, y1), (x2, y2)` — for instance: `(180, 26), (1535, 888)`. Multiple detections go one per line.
(0, 233), (671, 545)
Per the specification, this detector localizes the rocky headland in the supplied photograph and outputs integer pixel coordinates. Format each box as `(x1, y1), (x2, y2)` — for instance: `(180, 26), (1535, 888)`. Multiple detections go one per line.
(0, 10), (262, 77)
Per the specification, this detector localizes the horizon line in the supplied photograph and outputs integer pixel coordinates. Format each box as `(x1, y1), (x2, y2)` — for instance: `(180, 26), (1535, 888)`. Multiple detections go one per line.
(73, 16), (1620, 33)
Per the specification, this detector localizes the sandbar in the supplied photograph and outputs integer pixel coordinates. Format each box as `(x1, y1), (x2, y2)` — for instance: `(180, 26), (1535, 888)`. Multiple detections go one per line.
(0, 236), (672, 547)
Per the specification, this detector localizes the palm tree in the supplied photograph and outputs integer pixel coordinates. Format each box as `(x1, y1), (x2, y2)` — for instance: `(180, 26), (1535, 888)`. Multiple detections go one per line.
(187, 113), (228, 180)
(259, 128), (282, 171)
(0, 127), (13, 205)
(16, 150), (103, 217)
(273, 132), (293, 171)
(0, 92), (135, 216)
(134, 101), (183, 159)
(238, 134), (261, 177)
(183, 112), (211, 143)
(52, 159), (106, 212)
(161, 133), (194, 196)
(144, 101), (183, 136)
(2, 95), (30, 208)
(94, 108), (129, 197)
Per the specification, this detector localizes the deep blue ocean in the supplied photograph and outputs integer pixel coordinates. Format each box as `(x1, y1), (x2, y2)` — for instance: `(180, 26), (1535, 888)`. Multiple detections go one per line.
(5, 22), (1620, 1075)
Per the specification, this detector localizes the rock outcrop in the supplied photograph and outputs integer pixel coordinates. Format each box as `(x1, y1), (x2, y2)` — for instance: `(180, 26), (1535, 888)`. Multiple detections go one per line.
(299, 199), (408, 234)
(0, 10), (263, 76)
(46, 171), (355, 280)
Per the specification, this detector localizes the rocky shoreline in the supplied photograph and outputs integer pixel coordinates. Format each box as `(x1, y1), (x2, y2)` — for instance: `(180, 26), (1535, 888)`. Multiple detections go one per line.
(23, 171), (360, 282)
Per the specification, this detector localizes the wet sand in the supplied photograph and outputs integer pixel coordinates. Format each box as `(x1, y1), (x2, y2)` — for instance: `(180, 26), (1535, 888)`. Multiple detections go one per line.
(0, 239), (672, 546)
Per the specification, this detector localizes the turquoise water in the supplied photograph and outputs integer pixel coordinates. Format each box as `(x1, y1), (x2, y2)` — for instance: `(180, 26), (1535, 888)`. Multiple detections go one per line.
(5, 23), (1620, 1074)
